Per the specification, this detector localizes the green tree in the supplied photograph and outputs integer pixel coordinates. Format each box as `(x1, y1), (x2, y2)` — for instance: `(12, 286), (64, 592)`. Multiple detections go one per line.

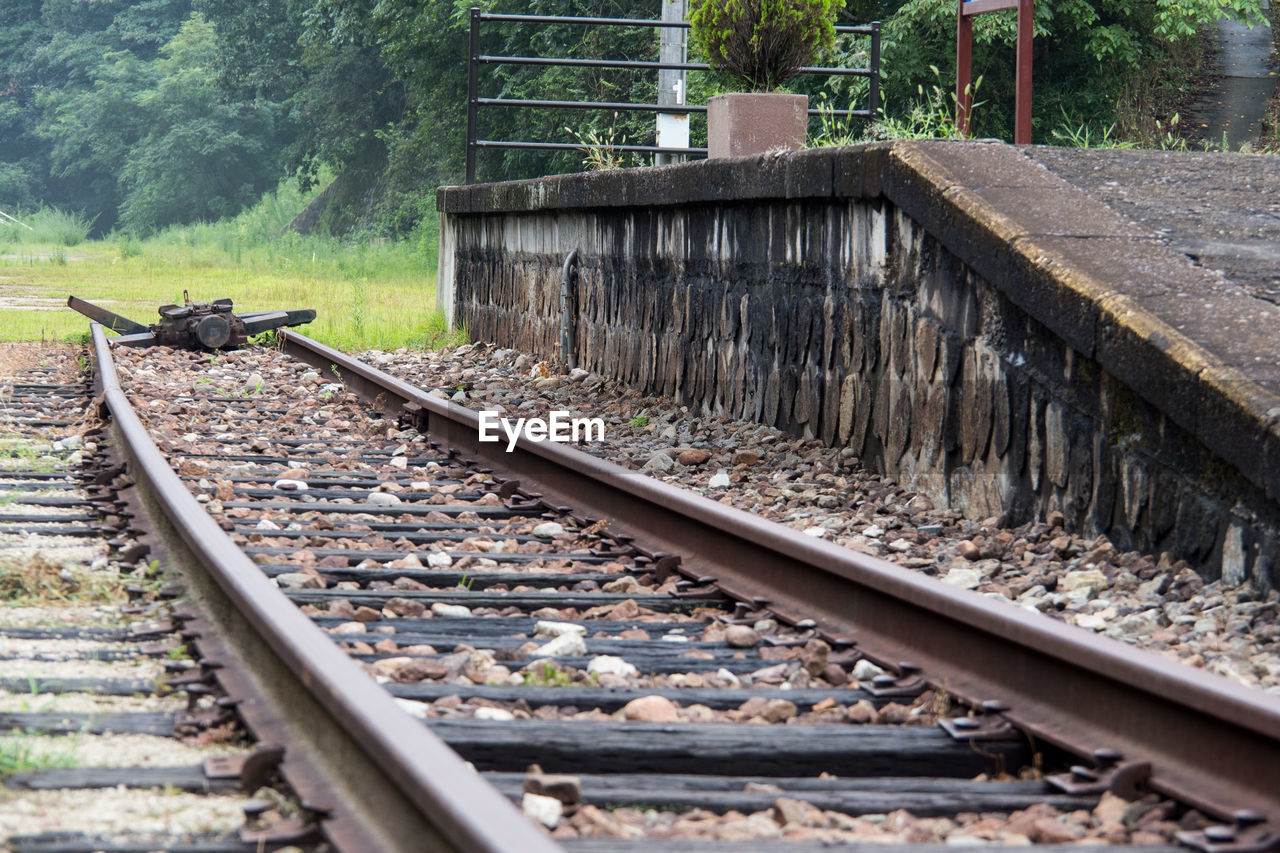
(116, 14), (283, 232)
(876, 0), (1266, 141)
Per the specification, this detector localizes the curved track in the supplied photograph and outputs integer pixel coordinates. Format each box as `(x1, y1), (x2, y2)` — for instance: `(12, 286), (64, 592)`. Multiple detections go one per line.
(86, 322), (1280, 852)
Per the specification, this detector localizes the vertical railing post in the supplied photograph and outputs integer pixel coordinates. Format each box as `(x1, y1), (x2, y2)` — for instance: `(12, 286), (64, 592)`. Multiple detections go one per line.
(869, 21), (881, 119)
(1014, 0), (1033, 143)
(466, 6), (480, 184)
(955, 0), (972, 137)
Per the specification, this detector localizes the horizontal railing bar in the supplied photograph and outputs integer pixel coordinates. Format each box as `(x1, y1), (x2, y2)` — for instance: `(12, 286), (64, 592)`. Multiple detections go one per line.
(475, 140), (707, 155)
(478, 97), (707, 113)
(477, 12), (876, 34)
(481, 13), (682, 26)
(476, 98), (872, 119)
(478, 55), (872, 76)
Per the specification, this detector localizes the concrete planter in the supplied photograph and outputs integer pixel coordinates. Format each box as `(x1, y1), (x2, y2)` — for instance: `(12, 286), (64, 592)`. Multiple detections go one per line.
(707, 92), (808, 158)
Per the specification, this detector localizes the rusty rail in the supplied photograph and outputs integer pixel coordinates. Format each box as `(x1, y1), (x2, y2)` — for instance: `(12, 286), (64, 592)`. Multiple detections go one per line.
(280, 328), (1280, 835)
(91, 322), (557, 853)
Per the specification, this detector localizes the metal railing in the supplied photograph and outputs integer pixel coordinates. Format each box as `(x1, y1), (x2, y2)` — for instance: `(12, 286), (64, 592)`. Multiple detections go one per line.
(465, 8), (881, 184)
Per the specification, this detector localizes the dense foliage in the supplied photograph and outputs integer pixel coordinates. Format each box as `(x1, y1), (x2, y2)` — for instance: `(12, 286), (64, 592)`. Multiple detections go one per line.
(0, 0), (1265, 238)
(689, 0), (840, 91)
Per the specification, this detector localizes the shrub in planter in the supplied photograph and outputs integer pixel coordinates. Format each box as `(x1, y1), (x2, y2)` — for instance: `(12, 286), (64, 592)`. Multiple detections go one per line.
(688, 0), (841, 92)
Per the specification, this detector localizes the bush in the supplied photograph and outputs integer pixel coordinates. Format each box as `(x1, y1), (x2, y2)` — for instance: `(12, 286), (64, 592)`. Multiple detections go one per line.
(1, 206), (94, 245)
(689, 0), (840, 92)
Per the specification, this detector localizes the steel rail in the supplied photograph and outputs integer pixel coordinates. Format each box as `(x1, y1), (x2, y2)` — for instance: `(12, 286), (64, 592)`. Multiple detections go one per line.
(281, 328), (1280, 829)
(91, 323), (558, 853)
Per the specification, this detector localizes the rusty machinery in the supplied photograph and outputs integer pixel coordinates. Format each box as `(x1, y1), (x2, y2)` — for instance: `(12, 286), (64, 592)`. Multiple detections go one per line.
(68, 293), (315, 350)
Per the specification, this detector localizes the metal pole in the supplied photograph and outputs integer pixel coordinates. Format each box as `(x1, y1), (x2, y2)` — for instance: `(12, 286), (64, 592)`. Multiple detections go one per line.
(560, 249), (579, 370)
(955, 0), (972, 137)
(1014, 0), (1033, 143)
(466, 7), (480, 184)
(869, 21), (881, 119)
(655, 0), (688, 166)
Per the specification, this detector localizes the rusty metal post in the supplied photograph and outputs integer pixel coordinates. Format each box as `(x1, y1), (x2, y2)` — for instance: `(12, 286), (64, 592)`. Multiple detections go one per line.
(955, 0), (972, 137)
(560, 249), (579, 369)
(1014, 0), (1033, 143)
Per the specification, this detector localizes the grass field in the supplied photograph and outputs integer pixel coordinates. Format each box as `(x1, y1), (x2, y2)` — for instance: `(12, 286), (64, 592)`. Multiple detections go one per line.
(0, 238), (457, 351)
(0, 182), (462, 352)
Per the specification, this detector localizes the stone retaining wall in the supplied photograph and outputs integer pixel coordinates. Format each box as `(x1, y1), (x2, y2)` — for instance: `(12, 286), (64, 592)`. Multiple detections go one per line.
(437, 141), (1280, 588)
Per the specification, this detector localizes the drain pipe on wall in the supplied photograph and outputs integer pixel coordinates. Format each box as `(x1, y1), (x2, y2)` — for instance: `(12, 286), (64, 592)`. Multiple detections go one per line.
(560, 248), (579, 370)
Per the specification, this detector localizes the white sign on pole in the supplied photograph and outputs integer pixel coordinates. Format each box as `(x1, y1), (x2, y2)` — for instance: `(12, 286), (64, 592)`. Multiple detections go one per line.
(656, 0), (689, 163)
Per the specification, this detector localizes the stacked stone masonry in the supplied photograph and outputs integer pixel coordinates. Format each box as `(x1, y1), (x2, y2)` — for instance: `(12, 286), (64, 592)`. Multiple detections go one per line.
(437, 141), (1280, 589)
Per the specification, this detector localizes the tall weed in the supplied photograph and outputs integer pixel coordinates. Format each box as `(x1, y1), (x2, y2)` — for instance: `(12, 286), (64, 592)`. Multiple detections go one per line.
(0, 207), (93, 246)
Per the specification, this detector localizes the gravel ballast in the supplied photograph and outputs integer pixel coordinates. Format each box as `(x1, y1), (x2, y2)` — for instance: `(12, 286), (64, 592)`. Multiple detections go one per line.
(359, 342), (1280, 696)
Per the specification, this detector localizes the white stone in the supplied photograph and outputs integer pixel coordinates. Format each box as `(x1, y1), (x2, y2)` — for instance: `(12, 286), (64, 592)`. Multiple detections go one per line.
(802, 526), (827, 538)
(708, 470), (731, 488)
(1075, 613), (1108, 631)
(431, 602), (472, 619)
(531, 521), (565, 538)
(366, 491), (402, 506)
(522, 793), (563, 829)
(851, 659), (885, 681)
(244, 373), (264, 392)
(535, 631), (587, 658)
(409, 481), (433, 491)
(942, 567), (983, 590)
(587, 655), (637, 678)
(276, 572), (322, 589)
(393, 698), (431, 719)
(390, 457), (408, 470)
(1059, 569), (1107, 595)
(426, 551), (453, 568)
(474, 707), (515, 721)
(272, 479), (308, 491)
(862, 524), (885, 538)
(255, 519), (281, 531)
(534, 620), (587, 638)
(716, 667), (741, 687)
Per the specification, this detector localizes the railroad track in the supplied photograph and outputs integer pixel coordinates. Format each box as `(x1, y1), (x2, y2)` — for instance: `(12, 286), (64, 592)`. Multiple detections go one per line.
(25, 323), (1278, 852)
(0, 348), (292, 853)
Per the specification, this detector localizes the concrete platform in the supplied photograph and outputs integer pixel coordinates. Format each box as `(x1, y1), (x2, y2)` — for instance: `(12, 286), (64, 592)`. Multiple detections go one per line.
(438, 141), (1280, 580)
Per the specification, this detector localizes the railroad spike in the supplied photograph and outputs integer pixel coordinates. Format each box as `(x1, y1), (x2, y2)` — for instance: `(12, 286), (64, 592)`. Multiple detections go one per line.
(938, 713), (1019, 741)
(1045, 758), (1151, 800)
(1176, 813), (1279, 853)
